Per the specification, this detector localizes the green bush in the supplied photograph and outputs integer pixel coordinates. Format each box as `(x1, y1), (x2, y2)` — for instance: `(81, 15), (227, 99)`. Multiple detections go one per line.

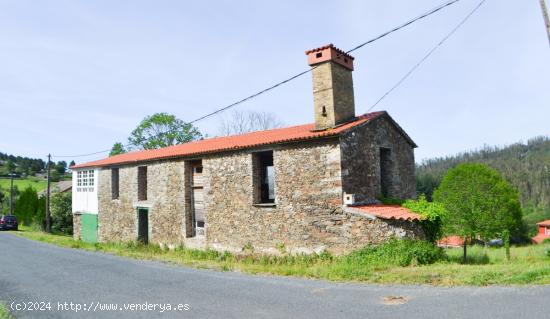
(50, 193), (72, 234)
(343, 239), (445, 267)
(402, 195), (447, 243)
(378, 196), (405, 205)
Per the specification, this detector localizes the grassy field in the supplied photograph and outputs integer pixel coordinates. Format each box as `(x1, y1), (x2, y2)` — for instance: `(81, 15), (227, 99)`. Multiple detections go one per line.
(0, 177), (47, 192)
(14, 228), (550, 286)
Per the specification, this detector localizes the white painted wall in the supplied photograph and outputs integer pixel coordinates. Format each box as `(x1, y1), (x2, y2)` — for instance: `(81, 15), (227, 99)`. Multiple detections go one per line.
(72, 168), (99, 214)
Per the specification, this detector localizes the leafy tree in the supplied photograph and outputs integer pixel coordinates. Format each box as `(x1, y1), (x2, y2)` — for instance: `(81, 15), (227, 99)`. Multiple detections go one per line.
(55, 161), (67, 174)
(6, 160), (16, 173)
(433, 163), (523, 261)
(402, 195), (447, 244)
(35, 195), (47, 230)
(417, 136), (550, 210)
(109, 142), (126, 156)
(50, 192), (72, 234)
(416, 173), (440, 201)
(14, 186), (39, 225)
(0, 153), (44, 176)
(50, 170), (61, 182)
(128, 112), (202, 150)
(69, 160), (76, 168)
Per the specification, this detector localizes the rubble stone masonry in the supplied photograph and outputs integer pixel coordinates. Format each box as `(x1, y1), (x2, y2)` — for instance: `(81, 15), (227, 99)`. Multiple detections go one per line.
(92, 115), (421, 254)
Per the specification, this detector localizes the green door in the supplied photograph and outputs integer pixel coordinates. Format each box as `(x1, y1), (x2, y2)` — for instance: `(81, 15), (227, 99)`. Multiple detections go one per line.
(81, 214), (98, 243)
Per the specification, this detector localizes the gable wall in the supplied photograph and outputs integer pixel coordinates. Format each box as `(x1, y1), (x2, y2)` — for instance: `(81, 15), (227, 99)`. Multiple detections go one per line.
(340, 115), (416, 202)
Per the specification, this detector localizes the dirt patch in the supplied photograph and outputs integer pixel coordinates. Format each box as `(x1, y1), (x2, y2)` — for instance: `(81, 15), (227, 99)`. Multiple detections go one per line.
(381, 295), (411, 305)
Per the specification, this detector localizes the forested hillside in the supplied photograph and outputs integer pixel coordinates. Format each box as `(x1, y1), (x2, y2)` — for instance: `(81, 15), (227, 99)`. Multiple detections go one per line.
(0, 152), (45, 176)
(416, 136), (550, 235)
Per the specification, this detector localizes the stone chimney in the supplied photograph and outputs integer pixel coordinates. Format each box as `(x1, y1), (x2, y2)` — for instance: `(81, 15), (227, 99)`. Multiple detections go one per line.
(306, 44), (356, 130)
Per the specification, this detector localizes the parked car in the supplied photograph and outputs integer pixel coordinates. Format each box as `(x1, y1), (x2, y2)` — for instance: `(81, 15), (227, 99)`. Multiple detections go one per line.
(0, 215), (18, 231)
(488, 239), (504, 247)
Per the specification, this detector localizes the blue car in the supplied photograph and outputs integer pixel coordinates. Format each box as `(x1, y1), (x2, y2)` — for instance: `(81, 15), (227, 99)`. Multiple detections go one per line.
(0, 215), (18, 231)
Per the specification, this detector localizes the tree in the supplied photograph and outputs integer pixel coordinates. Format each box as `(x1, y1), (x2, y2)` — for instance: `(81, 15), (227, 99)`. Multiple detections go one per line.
(55, 161), (67, 175)
(128, 113), (202, 150)
(50, 170), (61, 182)
(50, 192), (72, 234)
(219, 110), (284, 136)
(109, 142), (126, 156)
(35, 195), (47, 230)
(433, 163), (523, 262)
(416, 173), (440, 201)
(14, 186), (39, 226)
(69, 160), (76, 168)
(5, 160), (16, 174)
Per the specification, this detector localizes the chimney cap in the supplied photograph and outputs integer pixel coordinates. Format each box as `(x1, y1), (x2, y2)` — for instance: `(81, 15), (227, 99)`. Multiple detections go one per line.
(305, 44), (354, 70)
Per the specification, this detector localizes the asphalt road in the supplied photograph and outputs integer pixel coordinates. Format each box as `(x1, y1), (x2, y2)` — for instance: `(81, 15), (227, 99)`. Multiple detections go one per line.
(0, 232), (548, 319)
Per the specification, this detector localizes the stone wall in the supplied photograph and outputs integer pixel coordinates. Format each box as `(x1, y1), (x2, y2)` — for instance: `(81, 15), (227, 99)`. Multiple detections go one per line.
(202, 138), (421, 255)
(97, 159), (187, 245)
(93, 118), (420, 254)
(339, 114), (416, 202)
(73, 213), (82, 241)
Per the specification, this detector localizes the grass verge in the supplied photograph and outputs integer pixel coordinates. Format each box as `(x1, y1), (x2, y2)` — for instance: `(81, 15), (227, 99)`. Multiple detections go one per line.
(14, 228), (550, 286)
(0, 303), (13, 319)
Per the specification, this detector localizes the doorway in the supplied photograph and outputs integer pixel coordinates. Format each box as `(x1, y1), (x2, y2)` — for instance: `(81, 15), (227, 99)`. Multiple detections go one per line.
(380, 147), (393, 197)
(137, 208), (149, 244)
(191, 161), (205, 236)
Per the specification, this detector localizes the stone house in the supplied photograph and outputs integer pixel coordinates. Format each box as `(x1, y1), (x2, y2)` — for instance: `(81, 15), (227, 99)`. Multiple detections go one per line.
(71, 44), (423, 255)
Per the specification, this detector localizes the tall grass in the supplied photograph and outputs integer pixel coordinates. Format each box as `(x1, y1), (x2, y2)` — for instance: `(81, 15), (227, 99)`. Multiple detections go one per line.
(14, 228), (550, 286)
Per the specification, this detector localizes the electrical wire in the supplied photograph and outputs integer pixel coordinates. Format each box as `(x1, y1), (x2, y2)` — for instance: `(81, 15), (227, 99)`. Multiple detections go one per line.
(51, 0), (464, 159)
(367, 0), (487, 112)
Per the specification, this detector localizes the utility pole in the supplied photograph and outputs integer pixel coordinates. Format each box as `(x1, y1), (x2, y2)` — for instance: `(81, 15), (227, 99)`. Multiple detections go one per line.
(9, 172), (14, 215)
(541, 0), (550, 45)
(45, 154), (51, 233)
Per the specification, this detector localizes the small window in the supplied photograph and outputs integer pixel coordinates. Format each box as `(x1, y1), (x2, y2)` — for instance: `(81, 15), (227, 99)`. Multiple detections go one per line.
(316, 52), (322, 58)
(253, 151), (275, 204)
(111, 168), (119, 200)
(546, 227), (550, 236)
(138, 166), (147, 201)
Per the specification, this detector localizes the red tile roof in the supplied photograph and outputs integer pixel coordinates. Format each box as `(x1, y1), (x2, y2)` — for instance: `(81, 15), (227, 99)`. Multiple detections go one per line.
(532, 234), (550, 244)
(437, 235), (465, 248)
(537, 220), (550, 227)
(348, 204), (421, 222)
(72, 111), (385, 169)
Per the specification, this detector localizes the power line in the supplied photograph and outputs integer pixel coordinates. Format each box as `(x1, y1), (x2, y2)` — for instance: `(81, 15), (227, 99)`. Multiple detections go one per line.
(188, 0), (462, 125)
(367, 0), (487, 112)
(51, 0), (463, 159)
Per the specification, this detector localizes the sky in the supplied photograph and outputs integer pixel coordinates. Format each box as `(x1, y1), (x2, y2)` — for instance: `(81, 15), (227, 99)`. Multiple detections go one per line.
(0, 0), (549, 165)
